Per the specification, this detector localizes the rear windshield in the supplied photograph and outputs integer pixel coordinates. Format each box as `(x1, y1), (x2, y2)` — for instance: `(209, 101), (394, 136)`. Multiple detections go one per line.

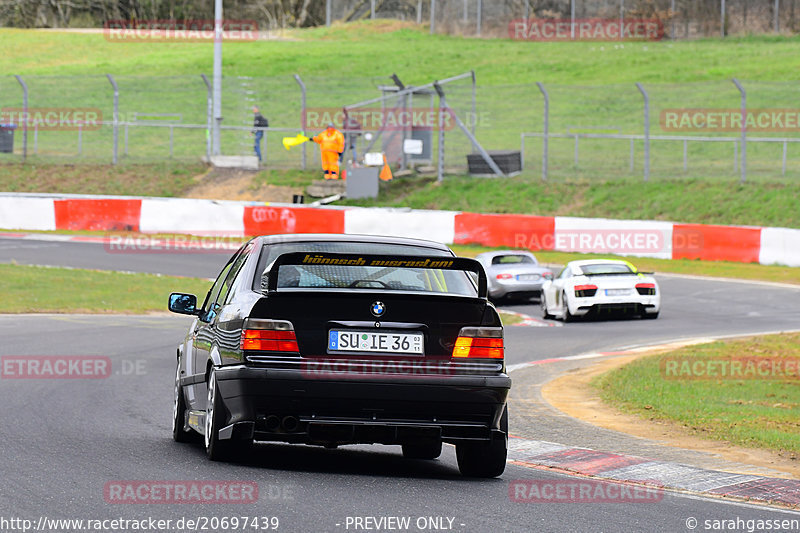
(254, 241), (477, 297)
(491, 254), (535, 265)
(580, 263), (633, 275)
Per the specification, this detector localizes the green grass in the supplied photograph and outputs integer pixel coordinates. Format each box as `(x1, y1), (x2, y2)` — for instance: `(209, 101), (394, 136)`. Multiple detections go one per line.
(2, 25), (800, 179)
(498, 311), (524, 326)
(346, 177), (800, 228)
(3, 24), (800, 82)
(594, 333), (800, 454)
(0, 161), (205, 197)
(0, 263), (210, 313)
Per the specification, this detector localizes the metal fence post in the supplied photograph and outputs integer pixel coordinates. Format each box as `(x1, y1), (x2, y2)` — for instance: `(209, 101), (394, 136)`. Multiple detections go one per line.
(636, 82), (650, 182)
(326, 0), (332, 26)
(417, 0), (422, 24)
(782, 140), (787, 175)
(732, 78), (746, 183)
(620, 0), (624, 32)
(13, 75), (27, 161)
(670, 0), (676, 39)
(430, 0), (436, 34)
(570, 0), (576, 39)
(774, 0), (781, 32)
(683, 139), (688, 171)
(470, 70), (477, 138)
(436, 88), (444, 182)
(201, 74), (212, 161)
(536, 82), (549, 181)
(477, 0), (482, 36)
(629, 138), (634, 172)
(371, 0), (376, 19)
(721, 0), (726, 37)
(294, 74), (307, 170)
(106, 74), (119, 165)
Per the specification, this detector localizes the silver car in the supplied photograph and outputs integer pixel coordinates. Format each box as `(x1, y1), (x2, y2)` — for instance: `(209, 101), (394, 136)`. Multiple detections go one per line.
(476, 251), (554, 302)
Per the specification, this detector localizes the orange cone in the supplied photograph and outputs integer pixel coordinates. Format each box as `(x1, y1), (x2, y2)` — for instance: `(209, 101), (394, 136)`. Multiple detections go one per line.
(379, 155), (393, 181)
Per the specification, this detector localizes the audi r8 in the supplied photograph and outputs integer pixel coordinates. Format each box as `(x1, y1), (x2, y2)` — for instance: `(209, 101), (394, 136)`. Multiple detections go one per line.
(540, 259), (660, 321)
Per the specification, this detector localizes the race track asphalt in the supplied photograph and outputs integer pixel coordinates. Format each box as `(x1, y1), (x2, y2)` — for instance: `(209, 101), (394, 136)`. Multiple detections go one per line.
(1, 236), (799, 531)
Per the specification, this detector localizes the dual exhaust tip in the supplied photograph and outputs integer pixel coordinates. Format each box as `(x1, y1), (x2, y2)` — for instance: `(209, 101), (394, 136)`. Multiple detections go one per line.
(264, 415), (299, 433)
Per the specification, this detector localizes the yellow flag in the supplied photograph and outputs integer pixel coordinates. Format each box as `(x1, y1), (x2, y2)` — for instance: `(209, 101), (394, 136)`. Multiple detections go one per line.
(282, 134), (310, 150)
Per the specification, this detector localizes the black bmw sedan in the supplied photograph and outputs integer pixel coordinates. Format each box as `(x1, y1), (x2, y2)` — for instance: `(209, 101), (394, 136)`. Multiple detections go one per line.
(168, 234), (511, 477)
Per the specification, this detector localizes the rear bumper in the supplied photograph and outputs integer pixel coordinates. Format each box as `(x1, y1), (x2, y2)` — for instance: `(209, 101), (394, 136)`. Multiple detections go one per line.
(489, 280), (545, 299)
(213, 365), (510, 446)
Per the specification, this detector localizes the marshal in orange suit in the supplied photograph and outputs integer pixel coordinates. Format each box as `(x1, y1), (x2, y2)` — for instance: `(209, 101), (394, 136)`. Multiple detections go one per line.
(312, 123), (345, 179)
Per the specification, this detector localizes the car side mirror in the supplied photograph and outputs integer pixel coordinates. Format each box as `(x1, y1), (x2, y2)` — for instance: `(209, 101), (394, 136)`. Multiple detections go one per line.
(168, 293), (199, 316)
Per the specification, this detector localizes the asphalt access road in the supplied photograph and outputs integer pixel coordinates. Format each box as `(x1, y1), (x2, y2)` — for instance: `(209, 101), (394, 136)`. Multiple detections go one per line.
(2, 314), (799, 533)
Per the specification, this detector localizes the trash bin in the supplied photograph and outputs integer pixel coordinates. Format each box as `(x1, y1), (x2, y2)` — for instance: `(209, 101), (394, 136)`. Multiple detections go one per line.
(0, 124), (16, 153)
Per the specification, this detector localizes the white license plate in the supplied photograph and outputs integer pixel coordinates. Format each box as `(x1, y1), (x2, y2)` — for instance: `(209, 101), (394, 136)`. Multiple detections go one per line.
(328, 330), (424, 355)
(516, 274), (540, 281)
(605, 289), (630, 296)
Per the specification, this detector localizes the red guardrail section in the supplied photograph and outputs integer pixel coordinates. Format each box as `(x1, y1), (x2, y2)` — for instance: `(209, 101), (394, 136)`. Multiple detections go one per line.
(54, 199), (142, 232)
(672, 223), (761, 263)
(454, 213), (556, 250)
(243, 205), (345, 236)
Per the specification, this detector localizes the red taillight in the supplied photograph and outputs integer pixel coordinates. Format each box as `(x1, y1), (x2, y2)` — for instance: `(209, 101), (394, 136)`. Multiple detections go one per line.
(241, 319), (299, 353)
(636, 283), (657, 296)
(543, 272), (553, 280)
(574, 284), (598, 297)
(496, 273), (513, 280)
(452, 327), (504, 359)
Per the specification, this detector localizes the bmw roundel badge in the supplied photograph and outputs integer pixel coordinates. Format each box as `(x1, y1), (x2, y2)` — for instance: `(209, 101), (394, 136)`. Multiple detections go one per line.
(370, 301), (386, 317)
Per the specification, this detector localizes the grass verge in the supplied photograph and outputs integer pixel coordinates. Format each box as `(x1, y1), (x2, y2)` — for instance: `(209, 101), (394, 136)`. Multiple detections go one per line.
(0, 264), (210, 314)
(0, 162), (206, 197)
(497, 311), (524, 326)
(344, 177), (800, 229)
(593, 333), (800, 455)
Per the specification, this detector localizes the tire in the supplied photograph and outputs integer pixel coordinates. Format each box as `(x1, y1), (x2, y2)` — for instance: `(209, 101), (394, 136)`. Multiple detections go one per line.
(456, 407), (508, 478)
(172, 361), (195, 443)
(561, 291), (575, 322)
(402, 440), (442, 460)
(541, 293), (553, 319)
(205, 369), (235, 461)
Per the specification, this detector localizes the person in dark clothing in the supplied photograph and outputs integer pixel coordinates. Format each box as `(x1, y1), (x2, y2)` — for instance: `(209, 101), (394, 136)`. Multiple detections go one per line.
(252, 106), (269, 162)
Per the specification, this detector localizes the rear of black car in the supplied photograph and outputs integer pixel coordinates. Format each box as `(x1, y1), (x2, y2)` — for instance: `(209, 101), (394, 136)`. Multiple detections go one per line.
(212, 238), (511, 477)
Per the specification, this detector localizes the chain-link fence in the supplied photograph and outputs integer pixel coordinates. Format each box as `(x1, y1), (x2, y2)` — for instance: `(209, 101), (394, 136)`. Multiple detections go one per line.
(2, 74), (800, 182)
(320, 0), (800, 39)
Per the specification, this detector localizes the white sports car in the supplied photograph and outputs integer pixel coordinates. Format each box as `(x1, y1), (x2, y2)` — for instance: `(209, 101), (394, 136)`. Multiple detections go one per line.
(541, 259), (660, 321)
